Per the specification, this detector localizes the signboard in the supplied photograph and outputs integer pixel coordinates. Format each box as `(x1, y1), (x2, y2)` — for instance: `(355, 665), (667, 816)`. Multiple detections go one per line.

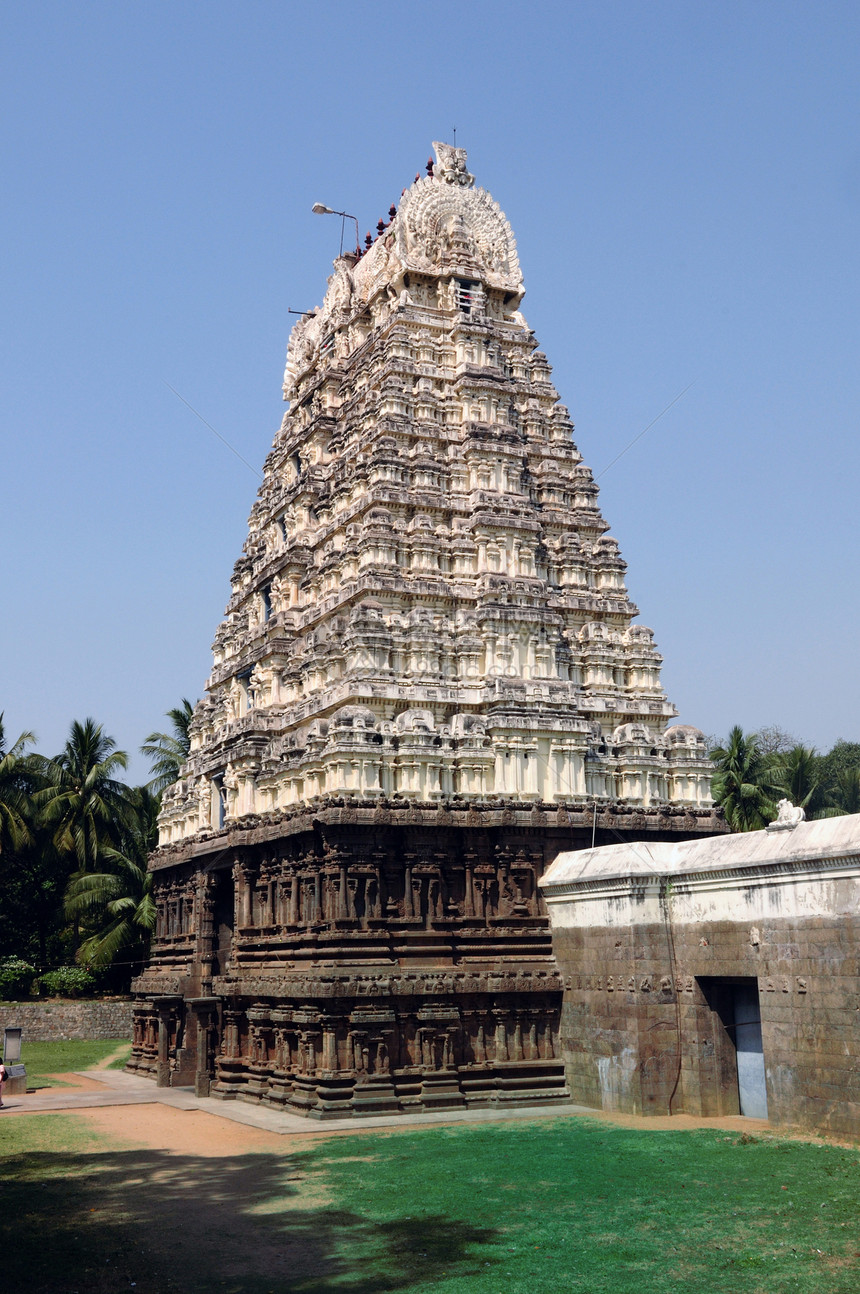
(3, 1027), (22, 1063)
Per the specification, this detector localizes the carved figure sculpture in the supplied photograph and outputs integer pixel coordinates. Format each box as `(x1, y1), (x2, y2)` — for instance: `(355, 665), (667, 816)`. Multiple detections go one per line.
(767, 799), (806, 831)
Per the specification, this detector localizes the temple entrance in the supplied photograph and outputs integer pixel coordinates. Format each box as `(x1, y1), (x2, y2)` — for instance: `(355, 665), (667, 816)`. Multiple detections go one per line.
(699, 977), (768, 1119)
(211, 869), (234, 977)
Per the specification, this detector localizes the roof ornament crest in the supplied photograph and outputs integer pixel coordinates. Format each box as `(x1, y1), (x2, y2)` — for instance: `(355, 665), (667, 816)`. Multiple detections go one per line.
(432, 140), (474, 188)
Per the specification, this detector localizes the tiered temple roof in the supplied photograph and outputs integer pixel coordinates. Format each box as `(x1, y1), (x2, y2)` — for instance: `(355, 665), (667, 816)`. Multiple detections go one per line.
(158, 141), (712, 849)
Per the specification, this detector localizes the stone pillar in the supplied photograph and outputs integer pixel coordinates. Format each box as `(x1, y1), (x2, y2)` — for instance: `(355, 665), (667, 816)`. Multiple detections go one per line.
(305, 1031), (318, 1072)
(512, 1014), (524, 1061)
(403, 856), (414, 918)
(476, 1015), (488, 1064)
(463, 854), (476, 918)
(156, 1007), (172, 1087)
(321, 1020), (338, 1071)
(242, 868), (253, 927)
(191, 1002), (217, 1097)
(231, 860), (244, 933)
(494, 1012), (509, 1062)
(224, 1008), (242, 1059)
(196, 875), (217, 995)
(526, 1014), (539, 1061)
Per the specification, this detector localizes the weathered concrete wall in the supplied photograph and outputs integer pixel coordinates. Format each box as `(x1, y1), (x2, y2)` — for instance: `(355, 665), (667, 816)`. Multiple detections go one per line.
(0, 999), (133, 1042)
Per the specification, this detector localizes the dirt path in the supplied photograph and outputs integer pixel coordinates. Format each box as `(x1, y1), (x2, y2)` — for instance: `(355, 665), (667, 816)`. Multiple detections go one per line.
(71, 1101), (796, 1159)
(36, 1043), (132, 1092)
(77, 1103), (318, 1155)
(37, 1072), (107, 1091)
(91, 1041), (132, 1069)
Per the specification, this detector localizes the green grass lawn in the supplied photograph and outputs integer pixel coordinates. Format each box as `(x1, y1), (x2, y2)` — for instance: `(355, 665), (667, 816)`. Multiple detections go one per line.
(300, 1120), (860, 1294)
(16, 1038), (131, 1087)
(1, 1112), (857, 1294)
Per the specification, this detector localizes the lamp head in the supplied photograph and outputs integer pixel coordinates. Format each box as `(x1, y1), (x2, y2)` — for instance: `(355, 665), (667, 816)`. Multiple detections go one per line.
(312, 203), (335, 215)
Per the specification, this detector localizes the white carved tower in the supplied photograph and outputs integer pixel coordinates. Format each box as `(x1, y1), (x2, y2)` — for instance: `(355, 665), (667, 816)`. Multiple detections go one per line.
(159, 141), (712, 846)
(133, 144), (717, 1117)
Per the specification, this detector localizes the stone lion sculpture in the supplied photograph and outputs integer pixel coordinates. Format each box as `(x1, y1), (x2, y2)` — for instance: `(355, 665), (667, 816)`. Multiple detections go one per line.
(766, 798), (806, 831)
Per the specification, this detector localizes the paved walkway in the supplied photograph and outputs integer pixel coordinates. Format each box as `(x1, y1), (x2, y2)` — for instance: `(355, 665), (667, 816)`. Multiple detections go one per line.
(1, 1069), (597, 1135)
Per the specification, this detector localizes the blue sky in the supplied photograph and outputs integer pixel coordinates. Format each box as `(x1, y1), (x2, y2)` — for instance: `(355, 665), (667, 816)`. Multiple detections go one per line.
(2, 1), (858, 782)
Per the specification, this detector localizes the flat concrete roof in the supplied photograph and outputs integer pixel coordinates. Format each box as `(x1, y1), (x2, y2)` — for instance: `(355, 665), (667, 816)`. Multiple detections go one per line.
(541, 811), (860, 888)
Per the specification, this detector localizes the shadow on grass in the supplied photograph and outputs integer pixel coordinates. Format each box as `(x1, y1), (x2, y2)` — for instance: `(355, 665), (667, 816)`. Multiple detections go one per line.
(2, 1145), (498, 1294)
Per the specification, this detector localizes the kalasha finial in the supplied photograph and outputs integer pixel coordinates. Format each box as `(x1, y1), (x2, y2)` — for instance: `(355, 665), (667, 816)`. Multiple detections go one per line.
(365, 231), (373, 249)
(426, 157), (434, 177)
(377, 218), (386, 236)
(414, 173), (420, 184)
(389, 204), (397, 220)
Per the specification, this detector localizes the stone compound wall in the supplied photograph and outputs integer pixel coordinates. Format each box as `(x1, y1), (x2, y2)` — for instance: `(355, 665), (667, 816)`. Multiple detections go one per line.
(0, 999), (133, 1042)
(542, 819), (860, 1138)
(551, 915), (857, 1138)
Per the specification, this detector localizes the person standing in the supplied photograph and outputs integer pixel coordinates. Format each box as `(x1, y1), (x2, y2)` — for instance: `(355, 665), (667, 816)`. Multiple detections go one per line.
(0, 1056), (7, 1108)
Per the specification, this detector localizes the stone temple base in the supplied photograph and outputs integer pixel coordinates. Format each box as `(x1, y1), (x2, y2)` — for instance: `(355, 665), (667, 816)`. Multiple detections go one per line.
(204, 978), (568, 1118)
(129, 805), (723, 1115)
(128, 974), (569, 1117)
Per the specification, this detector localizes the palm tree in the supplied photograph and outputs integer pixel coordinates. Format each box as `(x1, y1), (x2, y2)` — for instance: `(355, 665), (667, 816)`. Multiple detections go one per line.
(141, 699), (195, 796)
(775, 745), (833, 820)
(709, 726), (783, 832)
(38, 719), (134, 872)
(1, 717), (77, 967)
(65, 786), (158, 975)
(0, 714), (36, 855)
(832, 767), (860, 816)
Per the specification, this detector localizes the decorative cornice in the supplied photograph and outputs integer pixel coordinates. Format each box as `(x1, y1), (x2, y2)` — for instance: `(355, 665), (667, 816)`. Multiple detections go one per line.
(540, 851), (860, 900)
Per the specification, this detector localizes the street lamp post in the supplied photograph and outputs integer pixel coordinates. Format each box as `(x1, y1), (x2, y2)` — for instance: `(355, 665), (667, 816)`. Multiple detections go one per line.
(311, 203), (361, 257)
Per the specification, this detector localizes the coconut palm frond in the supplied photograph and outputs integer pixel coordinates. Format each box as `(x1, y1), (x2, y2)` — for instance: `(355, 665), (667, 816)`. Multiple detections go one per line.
(38, 719), (134, 871)
(709, 726), (783, 832)
(141, 699), (196, 795)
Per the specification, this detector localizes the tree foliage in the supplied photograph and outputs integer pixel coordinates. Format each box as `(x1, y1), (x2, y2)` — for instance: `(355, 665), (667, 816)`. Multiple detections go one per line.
(0, 717), (70, 966)
(0, 707), (185, 989)
(141, 699), (195, 796)
(832, 766), (860, 816)
(818, 740), (860, 789)
(37, 719), (134, 872)
(65, 786), (158, 973)
(710, 728), (860, 830)
(0, 715), (37, 856)
(775, 745), (834, 820)
(709, 727), (784, 831)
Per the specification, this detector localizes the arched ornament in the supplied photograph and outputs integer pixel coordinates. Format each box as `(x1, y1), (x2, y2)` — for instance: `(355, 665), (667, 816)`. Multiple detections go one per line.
(395, 145), (523, 293)
(285, 143), (523, 396)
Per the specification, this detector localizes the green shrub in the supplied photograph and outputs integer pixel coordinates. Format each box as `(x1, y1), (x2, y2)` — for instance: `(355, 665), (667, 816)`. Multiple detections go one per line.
(37, 966), (97, 998)
(0, 957), (37, 1000)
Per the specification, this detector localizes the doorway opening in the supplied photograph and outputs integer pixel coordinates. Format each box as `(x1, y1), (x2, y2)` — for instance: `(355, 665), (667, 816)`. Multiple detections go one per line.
(699, 977), (768, 1119)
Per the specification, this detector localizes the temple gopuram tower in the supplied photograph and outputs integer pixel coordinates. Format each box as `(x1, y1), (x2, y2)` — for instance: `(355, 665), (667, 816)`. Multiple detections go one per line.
(131, 143), (720, 1115)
